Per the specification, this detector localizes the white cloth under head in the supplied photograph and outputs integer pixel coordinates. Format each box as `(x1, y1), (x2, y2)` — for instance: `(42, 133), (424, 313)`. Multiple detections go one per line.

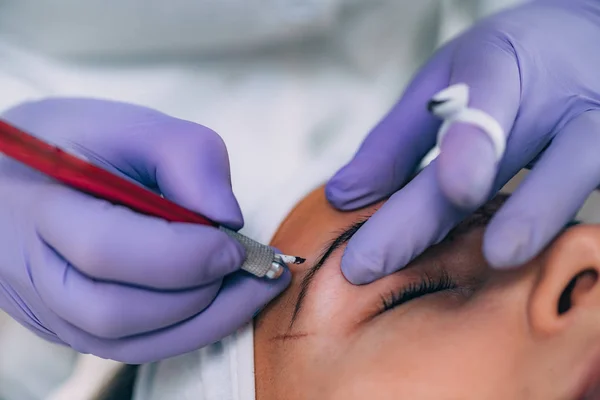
(132, 323), (255, 400)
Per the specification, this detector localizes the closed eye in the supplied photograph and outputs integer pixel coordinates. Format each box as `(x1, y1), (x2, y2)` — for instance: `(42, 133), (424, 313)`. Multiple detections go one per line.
(379, 269), (457, 313)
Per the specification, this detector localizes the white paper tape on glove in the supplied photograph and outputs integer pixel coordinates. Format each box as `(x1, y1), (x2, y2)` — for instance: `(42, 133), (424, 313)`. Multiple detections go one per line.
(418, 83), (505, 171)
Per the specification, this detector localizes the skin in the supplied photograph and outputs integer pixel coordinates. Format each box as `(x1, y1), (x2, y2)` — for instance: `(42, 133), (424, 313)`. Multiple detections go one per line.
(254, 187), (600, 400)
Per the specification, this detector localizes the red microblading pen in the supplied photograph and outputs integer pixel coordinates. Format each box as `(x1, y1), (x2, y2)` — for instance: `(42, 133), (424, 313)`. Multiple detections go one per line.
(0, 119), (304, 279)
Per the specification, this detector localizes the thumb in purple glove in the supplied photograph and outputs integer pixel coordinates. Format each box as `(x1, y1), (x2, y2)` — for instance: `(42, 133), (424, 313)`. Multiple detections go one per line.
(0, 98), (290, 363)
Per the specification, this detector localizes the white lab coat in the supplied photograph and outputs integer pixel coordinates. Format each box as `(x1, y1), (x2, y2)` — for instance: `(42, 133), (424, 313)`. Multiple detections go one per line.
(0, 1), (524, 399)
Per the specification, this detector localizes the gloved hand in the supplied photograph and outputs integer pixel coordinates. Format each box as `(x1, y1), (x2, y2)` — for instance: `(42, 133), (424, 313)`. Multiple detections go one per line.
(326, 0), (600, 284)
(0, 98), (290, 363)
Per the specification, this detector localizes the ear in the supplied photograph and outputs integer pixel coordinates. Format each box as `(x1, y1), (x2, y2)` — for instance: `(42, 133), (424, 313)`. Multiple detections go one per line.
(529, 225), (600, 336)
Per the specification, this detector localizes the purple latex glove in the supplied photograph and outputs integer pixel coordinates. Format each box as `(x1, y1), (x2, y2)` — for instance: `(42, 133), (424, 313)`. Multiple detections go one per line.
(327, 0), (600, 284)
(0, 98), (290, 363)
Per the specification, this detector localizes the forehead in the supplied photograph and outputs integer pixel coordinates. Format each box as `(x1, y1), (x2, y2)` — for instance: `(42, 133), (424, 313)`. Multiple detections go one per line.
(272, 187), (510, 254)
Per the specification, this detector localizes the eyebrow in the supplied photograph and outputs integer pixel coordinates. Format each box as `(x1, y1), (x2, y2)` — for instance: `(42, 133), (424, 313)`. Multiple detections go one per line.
(288, 193), (513, 327)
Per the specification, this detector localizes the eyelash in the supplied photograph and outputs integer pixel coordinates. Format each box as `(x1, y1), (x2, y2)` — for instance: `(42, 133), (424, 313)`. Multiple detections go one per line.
(380, 270), (457, 312)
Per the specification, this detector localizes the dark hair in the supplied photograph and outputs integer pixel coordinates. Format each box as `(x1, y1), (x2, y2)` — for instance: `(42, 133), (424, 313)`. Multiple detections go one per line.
(95, 365), (139, 400)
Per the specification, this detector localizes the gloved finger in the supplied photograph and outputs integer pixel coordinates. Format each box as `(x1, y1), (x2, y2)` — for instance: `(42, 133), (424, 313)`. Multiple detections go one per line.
(4, 99), (243, 228)
(51, 269), (292, 363)
(31, 244), (222, 338)
(325, 44), (454, 210)
(436, 32), (521, 209)
(141, 120), (244, 229)
(484, 110), (600, 268)
(35, 184), (245, 289)
(341, 166), (468, 284)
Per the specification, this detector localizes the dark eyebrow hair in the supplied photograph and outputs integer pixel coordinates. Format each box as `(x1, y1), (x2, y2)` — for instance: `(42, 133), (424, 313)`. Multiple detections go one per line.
(288, 194), (513, 328)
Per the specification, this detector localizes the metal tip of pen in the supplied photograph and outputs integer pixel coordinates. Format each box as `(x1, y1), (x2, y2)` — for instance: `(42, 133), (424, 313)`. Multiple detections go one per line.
(265, 254), (305, 279)
(278, 255), (306, 265)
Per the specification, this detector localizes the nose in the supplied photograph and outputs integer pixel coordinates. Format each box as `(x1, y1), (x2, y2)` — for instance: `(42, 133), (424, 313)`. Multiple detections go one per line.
(529, 225), (600, 336)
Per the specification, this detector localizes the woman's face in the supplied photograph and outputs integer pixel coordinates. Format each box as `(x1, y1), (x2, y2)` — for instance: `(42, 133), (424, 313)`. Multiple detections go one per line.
(254, 187), (600, 400)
